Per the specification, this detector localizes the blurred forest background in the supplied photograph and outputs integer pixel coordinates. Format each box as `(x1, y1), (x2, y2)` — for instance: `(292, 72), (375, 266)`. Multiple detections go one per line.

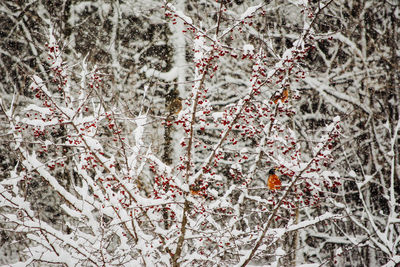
(0, 0), (399, 266)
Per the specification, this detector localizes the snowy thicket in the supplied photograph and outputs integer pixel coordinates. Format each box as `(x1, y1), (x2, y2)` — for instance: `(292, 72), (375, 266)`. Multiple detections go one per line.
(0, 0), (398, 266)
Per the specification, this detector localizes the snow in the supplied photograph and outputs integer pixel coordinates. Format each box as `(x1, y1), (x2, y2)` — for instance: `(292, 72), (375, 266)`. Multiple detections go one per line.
(82, 135), (103, 151)
(31, 75), (51, 97)
(382, 256), (400, 267)
(21, 117), (59, 131)
(143, 66), (178, 82)
(243, 44), (254, 54)
(240, 3), (262, 20)
(61, 203), (81, 218)
(293, 38), (305, 48)
(134, 115), (147, 146)
(333, 33), (364, 59)
(289, 0), (308, 7)
(212, 112), (224, 120)
(22, 151), (83, 212)
(333, 115), (340, 123)
(166, 3), (193, 24)
(349, 170), (357, 178)
(24, 104), (52, 115)
(1, 2), (398, 266)
(275, 247), (286, 256)
(357, 175), (374, 188)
